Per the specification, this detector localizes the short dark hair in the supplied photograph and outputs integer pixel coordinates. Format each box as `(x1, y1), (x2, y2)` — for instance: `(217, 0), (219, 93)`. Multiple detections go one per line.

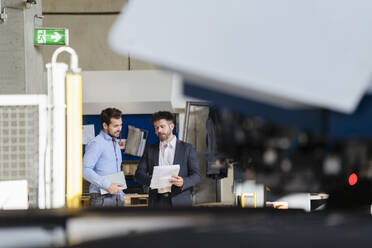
(100, 108), (122, 125)
(150, 111), (175, 124)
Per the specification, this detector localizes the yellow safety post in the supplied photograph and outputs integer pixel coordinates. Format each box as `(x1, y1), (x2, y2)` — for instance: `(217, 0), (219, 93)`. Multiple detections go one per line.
(66, 73), (82, 208)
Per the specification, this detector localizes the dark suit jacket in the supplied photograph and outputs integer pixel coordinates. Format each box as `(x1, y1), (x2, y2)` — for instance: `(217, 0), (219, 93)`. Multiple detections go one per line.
(135, 139), (200, 207)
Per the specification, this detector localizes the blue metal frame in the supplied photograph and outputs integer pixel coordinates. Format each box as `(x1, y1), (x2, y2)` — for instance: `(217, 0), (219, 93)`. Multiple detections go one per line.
(184, 81), (372, 141)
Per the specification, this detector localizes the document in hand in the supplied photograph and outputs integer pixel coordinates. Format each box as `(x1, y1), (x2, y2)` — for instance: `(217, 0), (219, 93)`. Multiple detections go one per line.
(150, 165), (180, 189)
(100, 171), (127, 195)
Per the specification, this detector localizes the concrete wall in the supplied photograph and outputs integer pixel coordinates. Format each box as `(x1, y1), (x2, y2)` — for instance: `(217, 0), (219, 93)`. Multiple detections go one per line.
(25, 1), (45, 94)
(43, 0), (125, 12)
(41, 0), (157, 71)
(0, 0), (44, 94)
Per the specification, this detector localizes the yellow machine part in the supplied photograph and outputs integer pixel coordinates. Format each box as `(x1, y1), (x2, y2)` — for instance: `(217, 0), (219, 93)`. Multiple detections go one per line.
(241, 193), (256, 208)
(66, 73), (82, 208)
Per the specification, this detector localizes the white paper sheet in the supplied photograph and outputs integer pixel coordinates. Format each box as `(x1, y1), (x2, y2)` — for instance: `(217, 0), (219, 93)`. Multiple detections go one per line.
(100, 171), (127, 195)
(150, 165), (180, 189)
(83, 124), (95, 145)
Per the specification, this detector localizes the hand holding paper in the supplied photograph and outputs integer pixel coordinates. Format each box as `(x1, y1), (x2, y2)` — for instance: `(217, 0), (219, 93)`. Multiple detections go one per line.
(100, 171), (127, 195)
(150, 165), (180, 189)
(169, 175), (183, 187)
(107, 183), (124, 194)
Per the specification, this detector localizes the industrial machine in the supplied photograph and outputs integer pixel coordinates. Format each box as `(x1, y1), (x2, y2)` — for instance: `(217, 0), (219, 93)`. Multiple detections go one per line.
(201, 101), (372, 208)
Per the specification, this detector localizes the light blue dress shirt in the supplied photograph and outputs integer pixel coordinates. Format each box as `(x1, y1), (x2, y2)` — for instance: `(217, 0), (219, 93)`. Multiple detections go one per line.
(83, 130), (124, 199)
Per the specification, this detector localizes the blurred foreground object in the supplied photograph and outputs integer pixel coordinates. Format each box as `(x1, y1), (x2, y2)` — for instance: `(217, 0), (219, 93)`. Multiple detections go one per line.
(109, 0), (372, 113)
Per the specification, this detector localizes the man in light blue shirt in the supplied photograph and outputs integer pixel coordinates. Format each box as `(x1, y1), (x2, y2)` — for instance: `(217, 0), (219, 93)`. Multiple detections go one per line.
(83, 108), (124, 207)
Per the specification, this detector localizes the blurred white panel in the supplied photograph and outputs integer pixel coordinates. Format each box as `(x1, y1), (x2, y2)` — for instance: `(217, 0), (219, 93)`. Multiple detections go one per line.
(0, 180), (28, 210)
(109, 0), (372, 113)
(277, 193), (311, 212)
(0, 227), (65, 247)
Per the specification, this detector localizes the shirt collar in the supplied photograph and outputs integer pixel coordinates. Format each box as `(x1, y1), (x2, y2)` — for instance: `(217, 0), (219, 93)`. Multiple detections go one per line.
(160, 135), (176, 149)
(100, 130), (117, 142)
(169, 136), (176, 148)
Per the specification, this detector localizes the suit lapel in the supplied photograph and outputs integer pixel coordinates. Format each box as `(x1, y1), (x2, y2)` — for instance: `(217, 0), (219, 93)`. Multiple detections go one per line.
(153, 143), (160, 167)
(173, 140), (183, 165)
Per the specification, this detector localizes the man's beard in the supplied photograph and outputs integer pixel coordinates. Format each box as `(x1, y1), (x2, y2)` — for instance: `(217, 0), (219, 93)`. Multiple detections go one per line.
(109, 130), (120, 138)
(159, 132), (170, 141)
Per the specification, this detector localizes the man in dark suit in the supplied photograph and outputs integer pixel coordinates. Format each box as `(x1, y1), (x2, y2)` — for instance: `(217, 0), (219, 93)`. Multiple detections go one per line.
(135, 111), (200, 208)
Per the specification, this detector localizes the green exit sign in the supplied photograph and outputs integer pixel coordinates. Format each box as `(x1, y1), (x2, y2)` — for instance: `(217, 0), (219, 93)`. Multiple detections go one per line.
(34, 28), (69, 46)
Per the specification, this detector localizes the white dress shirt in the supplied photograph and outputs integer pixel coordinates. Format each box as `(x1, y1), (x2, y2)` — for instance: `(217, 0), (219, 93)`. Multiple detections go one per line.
(158, 136), (176, 193)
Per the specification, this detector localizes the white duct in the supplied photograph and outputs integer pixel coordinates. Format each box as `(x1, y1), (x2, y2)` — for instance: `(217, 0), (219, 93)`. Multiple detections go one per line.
(46, 62), (67, 208)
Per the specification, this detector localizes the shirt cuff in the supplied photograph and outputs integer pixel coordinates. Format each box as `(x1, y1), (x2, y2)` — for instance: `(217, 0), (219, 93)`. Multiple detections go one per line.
(102, 179), (111, 190)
